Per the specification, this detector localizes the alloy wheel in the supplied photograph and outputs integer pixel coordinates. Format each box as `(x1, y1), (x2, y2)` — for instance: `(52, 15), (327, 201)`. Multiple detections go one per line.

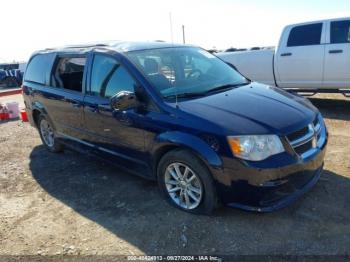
(164, 162), (203, 209)
(40, 119), (55, 147)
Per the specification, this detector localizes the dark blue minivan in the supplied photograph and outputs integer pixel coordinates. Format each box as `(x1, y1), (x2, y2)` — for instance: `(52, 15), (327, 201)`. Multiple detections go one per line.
(22, 42), (327, 214)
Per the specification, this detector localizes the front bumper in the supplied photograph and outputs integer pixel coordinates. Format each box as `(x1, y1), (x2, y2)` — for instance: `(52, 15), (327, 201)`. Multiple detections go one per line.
(212, 126), (327, 212)
(225, 164), (323, 212)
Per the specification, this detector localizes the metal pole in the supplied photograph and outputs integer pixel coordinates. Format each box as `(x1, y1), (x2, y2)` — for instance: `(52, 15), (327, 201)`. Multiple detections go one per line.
(182, 25), (186, 44)
(169, 13), (174, 43)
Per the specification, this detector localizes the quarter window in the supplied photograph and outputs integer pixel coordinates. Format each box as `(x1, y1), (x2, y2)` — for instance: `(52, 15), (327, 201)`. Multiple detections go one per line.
(287, 23), (323, 47)
(24, 54), (55, 84)
(331, 20), (350, 44)
(90, 54), (135, 98)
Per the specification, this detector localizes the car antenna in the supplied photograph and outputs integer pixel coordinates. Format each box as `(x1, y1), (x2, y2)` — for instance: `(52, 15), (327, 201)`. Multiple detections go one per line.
(175, 82), (179, 108)
(175, 95), (179, 108)
(174, 69), (179, 108)
(169, 12), (178, 108)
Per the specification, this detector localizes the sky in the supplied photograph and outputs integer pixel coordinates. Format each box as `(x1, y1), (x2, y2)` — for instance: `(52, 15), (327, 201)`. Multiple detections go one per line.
(0, 0), (349, 62)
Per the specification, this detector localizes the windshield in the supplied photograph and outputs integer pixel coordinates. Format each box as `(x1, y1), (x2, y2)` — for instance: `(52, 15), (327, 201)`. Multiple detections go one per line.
(126, 47), (248, 100)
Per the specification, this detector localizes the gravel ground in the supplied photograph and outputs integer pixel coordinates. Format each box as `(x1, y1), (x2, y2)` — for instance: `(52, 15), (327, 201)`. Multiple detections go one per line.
(0, 94), (349, 256)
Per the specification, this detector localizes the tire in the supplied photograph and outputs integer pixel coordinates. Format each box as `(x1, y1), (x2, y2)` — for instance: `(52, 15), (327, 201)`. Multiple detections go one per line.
(4, 77), (19, 88)
(157, 149), (218, 214)
(38, 115), (64, 153)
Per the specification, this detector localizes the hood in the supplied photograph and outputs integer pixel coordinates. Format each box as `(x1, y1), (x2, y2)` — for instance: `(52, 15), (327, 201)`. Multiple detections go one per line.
(178, 83), (318, 135)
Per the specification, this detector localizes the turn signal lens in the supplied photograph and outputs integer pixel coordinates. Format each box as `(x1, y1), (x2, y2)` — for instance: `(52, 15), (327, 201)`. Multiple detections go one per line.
(228, 137), (241, 154)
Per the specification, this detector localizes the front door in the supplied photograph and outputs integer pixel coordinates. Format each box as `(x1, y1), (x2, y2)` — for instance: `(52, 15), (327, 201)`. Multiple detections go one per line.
(83, 53), (149, 175)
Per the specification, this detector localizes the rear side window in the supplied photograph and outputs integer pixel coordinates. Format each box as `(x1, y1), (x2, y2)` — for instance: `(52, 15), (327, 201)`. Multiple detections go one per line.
(51, 57), (86, 92)
(287, 23), (323, 47)
(90, 54), (135, 98)
(24, 54), (54, 84)
(331, 20), (350, 44)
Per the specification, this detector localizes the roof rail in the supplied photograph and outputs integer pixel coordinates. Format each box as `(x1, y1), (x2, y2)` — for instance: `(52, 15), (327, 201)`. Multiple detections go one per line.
(42, 43), (110, 51)
(62, 43), (109, 49)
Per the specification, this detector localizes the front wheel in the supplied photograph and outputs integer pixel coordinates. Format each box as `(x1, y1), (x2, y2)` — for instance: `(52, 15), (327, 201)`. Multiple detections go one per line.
(38, 115), (64, 153)
(158, 149), (218, 214)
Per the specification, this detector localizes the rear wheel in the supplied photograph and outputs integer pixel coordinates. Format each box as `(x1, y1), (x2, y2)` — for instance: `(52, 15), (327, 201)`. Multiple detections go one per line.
(38, 115), (63, 153)
(158, 149), (217, 214)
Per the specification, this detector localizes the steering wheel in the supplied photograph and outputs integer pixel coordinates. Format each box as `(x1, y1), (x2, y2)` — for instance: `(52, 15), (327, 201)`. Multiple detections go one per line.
(187, 69), (202, 79)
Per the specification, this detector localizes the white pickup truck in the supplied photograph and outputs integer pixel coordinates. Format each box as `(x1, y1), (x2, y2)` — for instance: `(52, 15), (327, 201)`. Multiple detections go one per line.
(217, 18), (350, 95)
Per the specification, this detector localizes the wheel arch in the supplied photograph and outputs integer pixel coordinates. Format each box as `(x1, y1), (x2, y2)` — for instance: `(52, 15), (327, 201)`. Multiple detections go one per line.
(151, 131), (223, 178)
(31, 102), (52, 128)
(32, 108), (41, 127)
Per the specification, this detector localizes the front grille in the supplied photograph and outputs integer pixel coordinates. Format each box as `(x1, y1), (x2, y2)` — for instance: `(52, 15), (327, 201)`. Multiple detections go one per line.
(286, 115), (324, 158)
(287, 126), (309, 141)
(294, 140), (313, 155)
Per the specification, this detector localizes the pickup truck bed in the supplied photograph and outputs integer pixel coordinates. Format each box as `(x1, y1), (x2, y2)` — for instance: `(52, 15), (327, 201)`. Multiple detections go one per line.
(217, 49), (275, 86)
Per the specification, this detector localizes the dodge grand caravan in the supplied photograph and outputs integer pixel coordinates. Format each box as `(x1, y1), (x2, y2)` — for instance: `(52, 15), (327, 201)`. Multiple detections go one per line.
(22, 42), (328, 214)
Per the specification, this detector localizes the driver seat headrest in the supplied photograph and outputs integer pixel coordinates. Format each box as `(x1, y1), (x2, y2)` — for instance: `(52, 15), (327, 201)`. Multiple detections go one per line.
(144, 58), (159, 75)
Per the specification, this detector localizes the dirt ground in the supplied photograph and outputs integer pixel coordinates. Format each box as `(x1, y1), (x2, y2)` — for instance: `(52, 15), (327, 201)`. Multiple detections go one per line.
(0, 93), (349, 256)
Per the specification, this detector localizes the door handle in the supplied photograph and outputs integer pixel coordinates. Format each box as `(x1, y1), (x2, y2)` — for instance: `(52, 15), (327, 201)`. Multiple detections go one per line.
(281, 52), (292, 57)
(329, 49), (343, 54)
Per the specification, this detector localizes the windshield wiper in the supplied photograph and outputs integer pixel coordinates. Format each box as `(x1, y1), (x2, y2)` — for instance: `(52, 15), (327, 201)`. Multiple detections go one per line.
(205, 81), (251, 94)
(163, 81), (251, 101)
(163, 92), (207, 100)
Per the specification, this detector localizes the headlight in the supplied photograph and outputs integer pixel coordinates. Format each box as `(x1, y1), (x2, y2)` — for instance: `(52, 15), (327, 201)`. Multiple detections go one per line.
(227, 135), (284, 161)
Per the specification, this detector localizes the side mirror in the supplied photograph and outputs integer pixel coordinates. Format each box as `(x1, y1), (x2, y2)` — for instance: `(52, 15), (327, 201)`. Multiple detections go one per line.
(110, 91), (139, 111)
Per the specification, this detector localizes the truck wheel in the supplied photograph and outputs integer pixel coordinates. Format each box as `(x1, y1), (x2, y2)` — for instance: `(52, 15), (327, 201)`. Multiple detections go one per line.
(4, 77), (18, 88)
(157, 149), (218, 214)
(38, 115), (64, 153)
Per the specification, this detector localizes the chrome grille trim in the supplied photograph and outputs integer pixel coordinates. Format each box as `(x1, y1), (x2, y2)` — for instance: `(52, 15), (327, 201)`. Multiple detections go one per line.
(286, 115), (326, 159)
(289, 124), (314, 147)
(315, 122), (321, 132)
